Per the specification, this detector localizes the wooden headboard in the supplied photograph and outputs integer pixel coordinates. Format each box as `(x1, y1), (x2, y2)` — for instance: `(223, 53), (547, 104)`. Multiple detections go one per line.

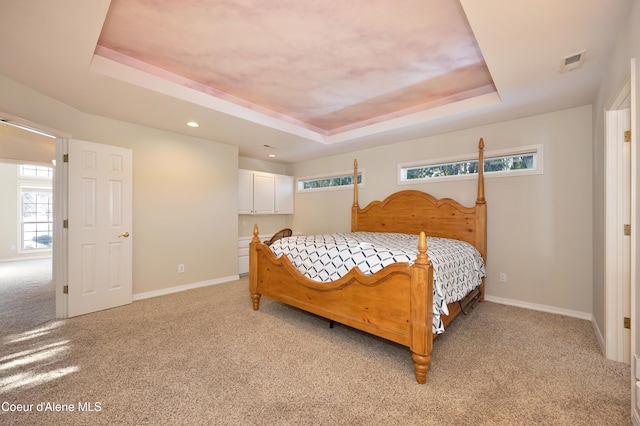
(351, 138), (487, 261)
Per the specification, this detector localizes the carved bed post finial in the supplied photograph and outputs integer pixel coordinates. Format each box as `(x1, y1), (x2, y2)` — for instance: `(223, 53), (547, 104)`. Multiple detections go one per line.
(352, 159), (359, 232)
(477, 138), (485, 204)
(415, 232), (429, 266)
(252, 223), (260, 243)
(353, 159), (359, 208)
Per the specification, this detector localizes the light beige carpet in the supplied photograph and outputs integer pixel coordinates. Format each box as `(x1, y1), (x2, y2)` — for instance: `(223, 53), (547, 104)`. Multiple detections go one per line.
(0, 277), (630, 425)
(0, 258), (54, 333)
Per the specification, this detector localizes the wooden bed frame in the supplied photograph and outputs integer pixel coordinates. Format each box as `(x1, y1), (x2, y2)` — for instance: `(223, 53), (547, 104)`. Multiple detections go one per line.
(249, 138), (487, 384)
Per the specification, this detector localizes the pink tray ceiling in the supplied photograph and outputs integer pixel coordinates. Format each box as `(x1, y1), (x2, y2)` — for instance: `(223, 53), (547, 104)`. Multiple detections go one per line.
(96, 0), (496, 136)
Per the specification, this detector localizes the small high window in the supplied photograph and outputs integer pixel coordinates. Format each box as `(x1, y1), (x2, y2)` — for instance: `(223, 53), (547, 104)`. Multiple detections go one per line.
(399, 145), (542, 183)
(297, 171), (363, 192)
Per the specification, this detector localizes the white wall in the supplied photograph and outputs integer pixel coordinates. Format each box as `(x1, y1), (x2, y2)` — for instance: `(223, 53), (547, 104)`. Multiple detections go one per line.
(0, 74), (239, 296)
(81, 114), (239, 295)
(290, 105), (593, 315)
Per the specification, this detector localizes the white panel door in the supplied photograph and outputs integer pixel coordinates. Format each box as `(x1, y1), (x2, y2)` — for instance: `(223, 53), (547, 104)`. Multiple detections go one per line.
(67, 140), (133, 317)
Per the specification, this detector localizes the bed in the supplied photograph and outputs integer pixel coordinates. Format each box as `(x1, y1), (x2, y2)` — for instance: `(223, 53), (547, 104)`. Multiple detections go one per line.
(249, 138), (487, 384)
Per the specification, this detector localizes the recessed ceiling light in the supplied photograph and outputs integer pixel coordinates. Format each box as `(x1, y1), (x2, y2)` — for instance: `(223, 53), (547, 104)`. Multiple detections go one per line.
(268, 154), (276, 158)
(186, 121), (199, 128)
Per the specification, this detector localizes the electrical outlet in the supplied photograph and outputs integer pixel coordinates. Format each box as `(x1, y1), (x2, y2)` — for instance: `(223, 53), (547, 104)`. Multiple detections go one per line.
(178, 264), (185, 273)
(499, 272), (507, 283)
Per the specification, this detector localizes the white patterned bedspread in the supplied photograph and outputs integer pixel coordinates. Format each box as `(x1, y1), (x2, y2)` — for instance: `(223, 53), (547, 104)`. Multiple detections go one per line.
(269, 232), (486, 334)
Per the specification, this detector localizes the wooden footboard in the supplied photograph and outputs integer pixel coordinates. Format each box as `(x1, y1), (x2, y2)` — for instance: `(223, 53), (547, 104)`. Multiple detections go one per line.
(250, 226), (435, 384)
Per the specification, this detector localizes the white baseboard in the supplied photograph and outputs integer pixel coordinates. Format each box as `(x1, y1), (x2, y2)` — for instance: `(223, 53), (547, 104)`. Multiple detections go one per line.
(484, 295), (593, 321)
(132, 275), (240, 301)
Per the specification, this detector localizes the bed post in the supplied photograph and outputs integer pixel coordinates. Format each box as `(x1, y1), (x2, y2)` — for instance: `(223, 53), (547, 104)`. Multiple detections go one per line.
(410, 232), (433, 384)
(351, 159), (359, 232)
(249, 224), (261, 310)
(475, 138), (487, 301)
(477, 138), (485, 204)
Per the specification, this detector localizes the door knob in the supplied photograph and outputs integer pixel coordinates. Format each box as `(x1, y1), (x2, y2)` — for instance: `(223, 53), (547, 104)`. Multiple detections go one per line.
(118, 232), (130, 238)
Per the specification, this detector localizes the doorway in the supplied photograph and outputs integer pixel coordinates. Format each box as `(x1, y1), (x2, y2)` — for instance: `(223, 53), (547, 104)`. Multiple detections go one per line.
(0, 122), (56, 332)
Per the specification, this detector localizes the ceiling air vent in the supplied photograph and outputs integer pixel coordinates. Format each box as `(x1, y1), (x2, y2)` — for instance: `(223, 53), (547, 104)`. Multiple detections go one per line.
(560, 50), (585, 73)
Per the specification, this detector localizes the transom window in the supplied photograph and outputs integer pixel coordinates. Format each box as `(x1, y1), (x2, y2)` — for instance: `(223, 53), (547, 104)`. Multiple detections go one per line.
(297, 171), (363, 192)
(399, 145), (542, 183)
(20, 164), (53, 178)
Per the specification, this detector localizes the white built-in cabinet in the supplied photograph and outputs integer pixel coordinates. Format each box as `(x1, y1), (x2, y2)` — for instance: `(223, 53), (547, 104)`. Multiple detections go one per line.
(238, 169), (294, 214)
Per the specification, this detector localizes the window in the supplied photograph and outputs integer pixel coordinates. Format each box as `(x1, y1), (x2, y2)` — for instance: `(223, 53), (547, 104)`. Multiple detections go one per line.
(297, 170), (363, 192)
(20, 164), (53, 178)
(19, 163), (53, 251)
(399, 145), (542, 183)
(21, 186), (53, 250)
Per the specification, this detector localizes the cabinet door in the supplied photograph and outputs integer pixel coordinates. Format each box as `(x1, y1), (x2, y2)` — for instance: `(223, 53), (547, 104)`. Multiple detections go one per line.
(238, 169), (254, 214)
(252, 172), (275, 214)
(275, 174), (294, 214)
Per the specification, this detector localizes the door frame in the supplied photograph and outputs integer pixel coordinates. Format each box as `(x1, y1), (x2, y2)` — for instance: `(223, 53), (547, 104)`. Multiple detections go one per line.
(629, 57), (638, 421)
(53, 138), (68, 318)
(605, 77), (632, 363)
